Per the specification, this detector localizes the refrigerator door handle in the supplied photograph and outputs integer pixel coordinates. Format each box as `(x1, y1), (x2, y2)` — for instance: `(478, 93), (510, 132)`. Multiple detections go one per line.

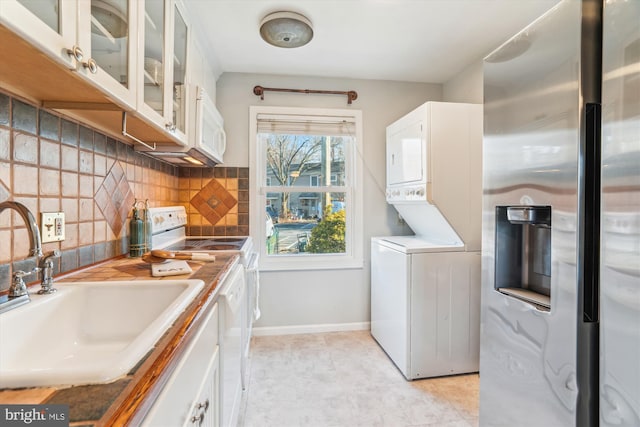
(581, 102), (602, 323)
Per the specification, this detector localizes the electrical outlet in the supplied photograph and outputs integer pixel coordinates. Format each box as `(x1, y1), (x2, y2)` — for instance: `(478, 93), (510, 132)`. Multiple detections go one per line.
(41, 212), (65, 243)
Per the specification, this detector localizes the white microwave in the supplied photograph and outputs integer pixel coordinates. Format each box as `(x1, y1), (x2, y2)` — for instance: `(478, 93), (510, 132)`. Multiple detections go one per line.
(194, 87), (226, 165)
(140, 87), (226, 167)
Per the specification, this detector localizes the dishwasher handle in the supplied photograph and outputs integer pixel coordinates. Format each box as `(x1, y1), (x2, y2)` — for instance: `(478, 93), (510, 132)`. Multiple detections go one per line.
(220, 265), (245, 315)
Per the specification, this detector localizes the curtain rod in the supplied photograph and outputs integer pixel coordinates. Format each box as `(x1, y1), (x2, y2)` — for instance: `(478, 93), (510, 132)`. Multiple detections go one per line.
(253, 85), (358, 104)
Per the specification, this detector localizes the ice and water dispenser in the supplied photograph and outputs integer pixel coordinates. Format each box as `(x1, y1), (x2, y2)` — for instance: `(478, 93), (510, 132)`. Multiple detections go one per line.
(495, 206), (552, 310)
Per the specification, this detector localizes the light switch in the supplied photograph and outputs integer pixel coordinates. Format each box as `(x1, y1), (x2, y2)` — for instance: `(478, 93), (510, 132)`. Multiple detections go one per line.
(41, 212), (65, 243)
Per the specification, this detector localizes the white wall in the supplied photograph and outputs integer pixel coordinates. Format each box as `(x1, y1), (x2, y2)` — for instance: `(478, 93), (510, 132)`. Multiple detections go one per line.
(216, 72), (441, 331)
(443, 59), (483, 104)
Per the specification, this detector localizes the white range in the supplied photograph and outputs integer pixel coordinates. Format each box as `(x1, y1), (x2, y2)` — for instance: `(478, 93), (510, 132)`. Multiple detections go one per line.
(147, 206), (259, 427)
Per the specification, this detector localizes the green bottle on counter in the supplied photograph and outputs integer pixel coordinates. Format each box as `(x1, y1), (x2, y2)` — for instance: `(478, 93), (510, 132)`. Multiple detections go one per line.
(129, 202), (145, 257)
(144, 199), (153, 252)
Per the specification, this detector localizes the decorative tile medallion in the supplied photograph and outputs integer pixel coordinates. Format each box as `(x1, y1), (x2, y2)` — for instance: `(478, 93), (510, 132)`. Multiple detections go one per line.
(94, 161), (135, 237)
(190, 178), (237, 225)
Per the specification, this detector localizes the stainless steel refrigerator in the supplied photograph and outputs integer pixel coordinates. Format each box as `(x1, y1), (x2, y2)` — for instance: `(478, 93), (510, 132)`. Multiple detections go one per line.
(479, 0), (639, 426)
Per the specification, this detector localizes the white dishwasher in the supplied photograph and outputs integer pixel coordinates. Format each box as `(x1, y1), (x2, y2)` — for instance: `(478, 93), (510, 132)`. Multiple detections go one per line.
(219, 263), (246, 427)
(370, 236), (481, 380)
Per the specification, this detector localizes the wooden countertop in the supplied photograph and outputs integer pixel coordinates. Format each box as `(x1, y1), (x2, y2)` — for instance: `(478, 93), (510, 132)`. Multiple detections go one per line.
(0, 253), (239, 426)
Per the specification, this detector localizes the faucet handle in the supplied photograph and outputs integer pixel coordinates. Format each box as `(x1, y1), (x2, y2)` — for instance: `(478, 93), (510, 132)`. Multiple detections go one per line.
(13, 270), (29, 278)
(10, 271), (30, 298)
(13, 267), (40, 279)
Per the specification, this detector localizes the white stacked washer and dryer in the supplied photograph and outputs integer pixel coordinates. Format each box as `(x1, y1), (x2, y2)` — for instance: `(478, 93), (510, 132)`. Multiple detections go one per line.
(371, 102), (483, 380)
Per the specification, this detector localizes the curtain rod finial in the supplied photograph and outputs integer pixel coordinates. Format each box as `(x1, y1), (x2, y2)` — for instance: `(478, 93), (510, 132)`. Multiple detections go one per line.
(254, 86), (265, 100)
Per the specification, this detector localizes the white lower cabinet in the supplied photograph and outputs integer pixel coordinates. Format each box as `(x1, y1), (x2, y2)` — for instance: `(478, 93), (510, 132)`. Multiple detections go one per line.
(142, 302), (219, 427)
(189, 348), (220, 427)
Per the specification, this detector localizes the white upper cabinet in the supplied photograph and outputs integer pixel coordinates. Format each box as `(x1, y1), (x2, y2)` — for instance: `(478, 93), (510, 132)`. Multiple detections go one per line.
(0, 0), (78, 69)
(172, 5), (188, 137)
(139, 0), (167, 124)
(0, 0), (213, 147)
(0, 0), (138, 109)
(137, 0), (189, 145)
(76, 0), (138, 108)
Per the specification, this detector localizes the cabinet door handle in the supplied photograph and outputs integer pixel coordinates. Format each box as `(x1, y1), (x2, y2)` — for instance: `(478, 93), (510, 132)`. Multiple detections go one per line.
(66, 45), (84, 61)
(196, 399), (210, 412)
(191, 413), (204, 425)
(83, 58), (98, 74)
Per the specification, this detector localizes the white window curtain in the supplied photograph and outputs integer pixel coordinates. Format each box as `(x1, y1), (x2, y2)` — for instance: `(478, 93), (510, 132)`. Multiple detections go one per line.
(256, 113), (357, 136)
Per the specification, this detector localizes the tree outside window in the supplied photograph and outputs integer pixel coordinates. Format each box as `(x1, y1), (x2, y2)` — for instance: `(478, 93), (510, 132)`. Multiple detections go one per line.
(262, 133), (349, 254)
(250, 106), (363, 270)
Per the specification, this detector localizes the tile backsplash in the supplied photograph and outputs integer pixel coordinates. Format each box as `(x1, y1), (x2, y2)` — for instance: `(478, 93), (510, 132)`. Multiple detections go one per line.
(179, 167), (250, 237)
(0, 90), (249, 292)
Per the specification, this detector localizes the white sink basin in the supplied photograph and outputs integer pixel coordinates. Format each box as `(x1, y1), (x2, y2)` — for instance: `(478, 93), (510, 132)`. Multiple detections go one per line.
(0, 279), (204, 388)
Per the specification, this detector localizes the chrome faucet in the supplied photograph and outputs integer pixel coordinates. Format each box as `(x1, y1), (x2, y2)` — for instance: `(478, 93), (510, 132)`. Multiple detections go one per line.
(0, 201), (50, 312)
(0, 201), (43, 258)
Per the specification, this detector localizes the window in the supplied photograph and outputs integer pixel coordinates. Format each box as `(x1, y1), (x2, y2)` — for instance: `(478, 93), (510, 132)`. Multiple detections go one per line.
(250, 106), (363, 270)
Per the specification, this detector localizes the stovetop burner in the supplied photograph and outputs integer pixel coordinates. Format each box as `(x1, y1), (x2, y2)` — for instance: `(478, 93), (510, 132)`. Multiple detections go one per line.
(163, 237), (249, 252)
(174, 244), (241, 251)
(198, 237), (246, 243)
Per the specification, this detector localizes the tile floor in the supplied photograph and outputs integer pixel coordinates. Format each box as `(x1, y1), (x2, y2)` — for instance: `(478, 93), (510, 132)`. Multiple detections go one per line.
(239, 331), (479, 427)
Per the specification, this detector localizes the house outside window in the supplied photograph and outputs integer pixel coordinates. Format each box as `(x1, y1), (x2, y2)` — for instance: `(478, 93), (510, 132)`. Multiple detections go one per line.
(250, 106), (364, 271)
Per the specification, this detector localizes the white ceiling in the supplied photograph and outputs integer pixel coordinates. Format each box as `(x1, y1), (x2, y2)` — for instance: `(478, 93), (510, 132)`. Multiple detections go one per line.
(185, 0), (560, 84)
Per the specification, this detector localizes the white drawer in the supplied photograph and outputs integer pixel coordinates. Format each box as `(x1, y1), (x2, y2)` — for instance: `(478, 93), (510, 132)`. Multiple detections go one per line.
(142, 302), (219, 426)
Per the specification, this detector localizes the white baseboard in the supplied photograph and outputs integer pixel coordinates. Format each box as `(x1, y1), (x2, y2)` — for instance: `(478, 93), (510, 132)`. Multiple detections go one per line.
(252, 322), (370, 336)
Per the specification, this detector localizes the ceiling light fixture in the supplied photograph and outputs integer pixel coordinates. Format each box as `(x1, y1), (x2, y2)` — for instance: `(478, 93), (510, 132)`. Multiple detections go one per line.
(259, 11), (313, 48)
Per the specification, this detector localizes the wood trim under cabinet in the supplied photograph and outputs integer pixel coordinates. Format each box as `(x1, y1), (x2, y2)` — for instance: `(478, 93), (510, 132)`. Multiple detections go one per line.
(0, 25), (183, 148)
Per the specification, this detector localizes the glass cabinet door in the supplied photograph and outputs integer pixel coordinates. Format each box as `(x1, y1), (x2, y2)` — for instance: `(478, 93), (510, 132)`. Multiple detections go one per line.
(137, 0), (188, 144)
(17, 0), (59, 32)
(90, 0), (130, 86)
(0, 0), (77, 68)
(77, 0), (137, 108)
(172, 5), (188, 135)
(143, 0), (166, 117)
